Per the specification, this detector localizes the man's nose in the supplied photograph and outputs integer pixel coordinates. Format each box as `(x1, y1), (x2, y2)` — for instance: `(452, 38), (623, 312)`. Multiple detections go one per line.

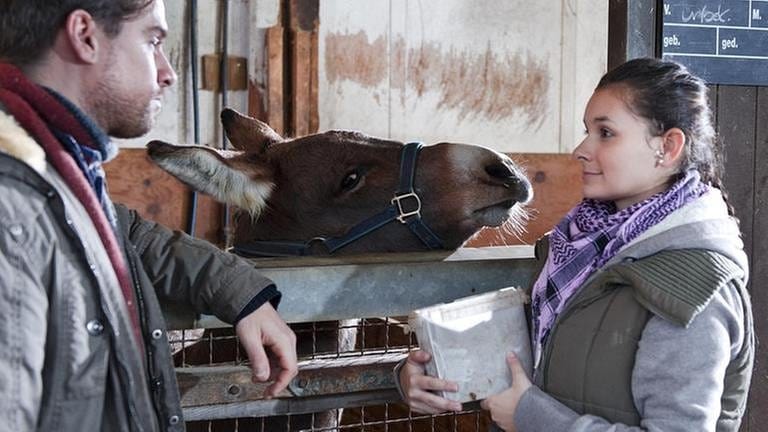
(158, 50), (177, 88)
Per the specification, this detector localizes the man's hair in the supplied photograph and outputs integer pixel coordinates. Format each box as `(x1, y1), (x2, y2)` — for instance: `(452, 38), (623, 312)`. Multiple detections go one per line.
(0, 0), (154, 67)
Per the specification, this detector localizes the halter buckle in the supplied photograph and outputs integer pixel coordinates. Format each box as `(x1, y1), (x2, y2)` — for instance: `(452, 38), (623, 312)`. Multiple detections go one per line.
(391, 192), (422, 224)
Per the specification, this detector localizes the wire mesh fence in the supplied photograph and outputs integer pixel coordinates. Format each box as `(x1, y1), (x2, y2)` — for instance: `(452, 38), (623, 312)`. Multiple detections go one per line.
(173, 317), (490, 432)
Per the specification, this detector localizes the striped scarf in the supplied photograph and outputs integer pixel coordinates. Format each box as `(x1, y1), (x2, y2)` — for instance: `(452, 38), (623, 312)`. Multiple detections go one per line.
(531, 170), (709, 354)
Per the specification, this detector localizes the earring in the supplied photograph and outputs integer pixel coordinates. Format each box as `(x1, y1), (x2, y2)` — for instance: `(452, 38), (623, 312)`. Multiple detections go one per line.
(654, 149), (664, 167)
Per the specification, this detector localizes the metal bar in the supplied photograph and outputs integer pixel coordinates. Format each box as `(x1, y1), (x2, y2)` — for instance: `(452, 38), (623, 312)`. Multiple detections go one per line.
(186, 0), (200, 237)
(220, 0), (233, 247)
(163, 246), (537, 329)
(178, 353), (407, 420)
(183, 389), (401, 421)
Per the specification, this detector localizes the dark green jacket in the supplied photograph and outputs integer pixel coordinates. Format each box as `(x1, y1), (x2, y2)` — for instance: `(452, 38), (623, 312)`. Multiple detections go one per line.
(0, 110), (278, 431)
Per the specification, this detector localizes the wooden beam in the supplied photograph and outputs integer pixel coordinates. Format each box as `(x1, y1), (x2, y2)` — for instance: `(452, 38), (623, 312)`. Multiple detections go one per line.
(607, 0), (659, 69)
(266, 25), (285, 135)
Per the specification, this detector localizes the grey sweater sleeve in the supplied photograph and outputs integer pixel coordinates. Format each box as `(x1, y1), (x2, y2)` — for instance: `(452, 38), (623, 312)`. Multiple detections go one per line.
(513, 282), (745, 432)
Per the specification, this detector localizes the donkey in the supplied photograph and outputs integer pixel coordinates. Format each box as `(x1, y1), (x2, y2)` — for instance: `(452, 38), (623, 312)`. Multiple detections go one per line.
(147, 108), (532, 431)
(148, 108), (531, 255)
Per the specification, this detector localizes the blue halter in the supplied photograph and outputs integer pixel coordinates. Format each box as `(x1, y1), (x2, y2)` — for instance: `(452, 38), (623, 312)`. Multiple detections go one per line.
(233, 142), (445, 257)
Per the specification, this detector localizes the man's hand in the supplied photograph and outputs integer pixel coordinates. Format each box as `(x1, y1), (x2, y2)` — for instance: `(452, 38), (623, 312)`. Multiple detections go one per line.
(235, 302), (298, 397)
(479, 353), (532, 432)
(400, 350), (463, 414)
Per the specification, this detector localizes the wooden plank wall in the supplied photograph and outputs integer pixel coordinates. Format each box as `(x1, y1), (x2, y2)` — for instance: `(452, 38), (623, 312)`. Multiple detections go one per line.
(104, 149), (223, 246)
(751, 86), (768, 432)
(712, 84), (767, 432)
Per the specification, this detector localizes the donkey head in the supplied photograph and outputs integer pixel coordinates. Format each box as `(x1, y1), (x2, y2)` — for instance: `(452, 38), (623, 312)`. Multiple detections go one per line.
(147, 109), (532, 254)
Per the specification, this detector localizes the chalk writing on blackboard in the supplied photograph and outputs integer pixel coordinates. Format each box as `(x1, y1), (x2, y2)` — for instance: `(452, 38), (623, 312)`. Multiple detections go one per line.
(661, 0), (768, 86)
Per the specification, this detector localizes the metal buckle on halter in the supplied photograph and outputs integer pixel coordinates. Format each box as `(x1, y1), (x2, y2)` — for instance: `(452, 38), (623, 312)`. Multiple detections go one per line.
(391, 192), (422, 223)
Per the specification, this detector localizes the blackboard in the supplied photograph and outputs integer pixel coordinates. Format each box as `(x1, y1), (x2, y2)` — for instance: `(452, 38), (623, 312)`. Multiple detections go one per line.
(661, 0), (768, 86)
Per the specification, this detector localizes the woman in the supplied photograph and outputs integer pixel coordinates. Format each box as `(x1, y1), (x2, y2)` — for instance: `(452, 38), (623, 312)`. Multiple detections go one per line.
(397, 58), (754, 432)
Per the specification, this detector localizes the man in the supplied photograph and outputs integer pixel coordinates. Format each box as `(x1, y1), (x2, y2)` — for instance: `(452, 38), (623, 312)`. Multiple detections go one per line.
(0, 0), (298, 430)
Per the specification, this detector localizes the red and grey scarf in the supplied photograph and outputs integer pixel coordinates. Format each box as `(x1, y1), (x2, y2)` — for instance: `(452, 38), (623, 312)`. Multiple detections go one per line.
(531, 170), (709, 355)
(0, 63), (142, 346)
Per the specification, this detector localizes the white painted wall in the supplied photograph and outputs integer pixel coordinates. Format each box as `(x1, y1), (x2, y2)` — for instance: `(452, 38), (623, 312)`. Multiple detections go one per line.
(117, 0), (607, 155)
(116, 0), (278, 149)
(318, 0), (608, 154)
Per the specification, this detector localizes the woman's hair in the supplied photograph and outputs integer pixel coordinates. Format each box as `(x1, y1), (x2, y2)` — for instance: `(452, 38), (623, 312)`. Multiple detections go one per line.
(597, 57), (734, 216)
(0, 0), (154, 67)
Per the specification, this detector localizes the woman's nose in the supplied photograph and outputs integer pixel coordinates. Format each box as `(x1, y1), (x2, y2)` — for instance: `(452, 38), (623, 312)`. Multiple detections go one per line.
(572, 139), (590, 162)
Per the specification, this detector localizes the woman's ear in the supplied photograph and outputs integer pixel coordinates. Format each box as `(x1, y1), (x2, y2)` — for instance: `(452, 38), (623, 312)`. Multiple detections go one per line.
(660, 128), (686, 167)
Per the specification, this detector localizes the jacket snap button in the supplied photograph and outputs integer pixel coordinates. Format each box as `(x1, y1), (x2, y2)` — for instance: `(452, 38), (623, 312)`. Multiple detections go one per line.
(169, 415), (180, 425)
(151, 329), (163, 339)
(86, 320), (104, 336)
(9, 224), (23, 237)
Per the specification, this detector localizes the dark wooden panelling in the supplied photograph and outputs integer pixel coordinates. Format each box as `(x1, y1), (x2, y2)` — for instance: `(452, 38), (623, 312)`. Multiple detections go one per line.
(465, 154), (582, 247)
(104, 148), (223, 246)
(607, 0), (658, 70)
(711, 84), (768, 432)
(714, 85), (761, 432)
(717, 87), (757, 263)
(747, 87), (768, 431)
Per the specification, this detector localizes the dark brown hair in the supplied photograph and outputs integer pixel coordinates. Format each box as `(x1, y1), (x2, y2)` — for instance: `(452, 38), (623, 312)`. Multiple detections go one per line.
(0, 0), (154, 66)
(597, 57), (733, 216)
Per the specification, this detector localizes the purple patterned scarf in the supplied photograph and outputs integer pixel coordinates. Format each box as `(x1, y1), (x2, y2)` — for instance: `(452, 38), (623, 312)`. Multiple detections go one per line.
(531, 171), (709, 354)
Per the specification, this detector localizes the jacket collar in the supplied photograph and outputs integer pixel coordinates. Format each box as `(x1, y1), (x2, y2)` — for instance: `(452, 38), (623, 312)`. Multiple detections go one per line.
(0, 108), (46, 172)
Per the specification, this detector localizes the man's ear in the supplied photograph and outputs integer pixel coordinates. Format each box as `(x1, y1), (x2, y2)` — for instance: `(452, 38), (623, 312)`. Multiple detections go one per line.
(660, 127), (686, 166)
(63, 9), (101, 64)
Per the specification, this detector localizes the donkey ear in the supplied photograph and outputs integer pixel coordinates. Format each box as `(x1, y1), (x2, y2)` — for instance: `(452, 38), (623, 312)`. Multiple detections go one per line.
(220, 108), (283, 153)
(146, 140), (273, 216)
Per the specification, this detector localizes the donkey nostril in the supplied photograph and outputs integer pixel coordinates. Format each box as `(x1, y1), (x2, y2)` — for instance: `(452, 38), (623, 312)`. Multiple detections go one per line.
(485, 162), (514, 180)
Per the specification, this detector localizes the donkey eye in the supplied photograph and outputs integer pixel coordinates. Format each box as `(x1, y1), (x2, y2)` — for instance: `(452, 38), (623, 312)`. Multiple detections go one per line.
(340, 170), (361, 191)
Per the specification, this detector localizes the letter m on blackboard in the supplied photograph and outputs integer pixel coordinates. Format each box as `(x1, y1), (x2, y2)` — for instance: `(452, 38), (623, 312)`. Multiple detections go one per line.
(754, 9), (762, 20)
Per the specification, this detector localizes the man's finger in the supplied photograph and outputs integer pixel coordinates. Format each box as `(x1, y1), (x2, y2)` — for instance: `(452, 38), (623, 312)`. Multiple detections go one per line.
(266, 338), (298, 396)
(246, 337), (270, 382)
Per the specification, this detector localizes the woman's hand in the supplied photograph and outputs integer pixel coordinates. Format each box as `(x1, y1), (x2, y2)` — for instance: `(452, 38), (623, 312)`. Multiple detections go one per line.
(399, 350), (463, 414)
(480, 353), (532, 432)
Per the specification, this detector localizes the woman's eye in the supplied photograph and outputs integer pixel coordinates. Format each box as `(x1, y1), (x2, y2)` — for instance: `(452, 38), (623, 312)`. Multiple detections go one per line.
(600, 128), (613, 138)
(341, 170), (361, 191)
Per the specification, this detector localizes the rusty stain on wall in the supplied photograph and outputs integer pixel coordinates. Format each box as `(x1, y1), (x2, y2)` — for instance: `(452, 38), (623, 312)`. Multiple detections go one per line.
(325, 32), (550, 128)
(325, 31), (388, 88)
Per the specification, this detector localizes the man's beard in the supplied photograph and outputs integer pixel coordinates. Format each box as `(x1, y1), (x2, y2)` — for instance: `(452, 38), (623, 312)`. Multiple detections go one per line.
(89, 75), (156, 139)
